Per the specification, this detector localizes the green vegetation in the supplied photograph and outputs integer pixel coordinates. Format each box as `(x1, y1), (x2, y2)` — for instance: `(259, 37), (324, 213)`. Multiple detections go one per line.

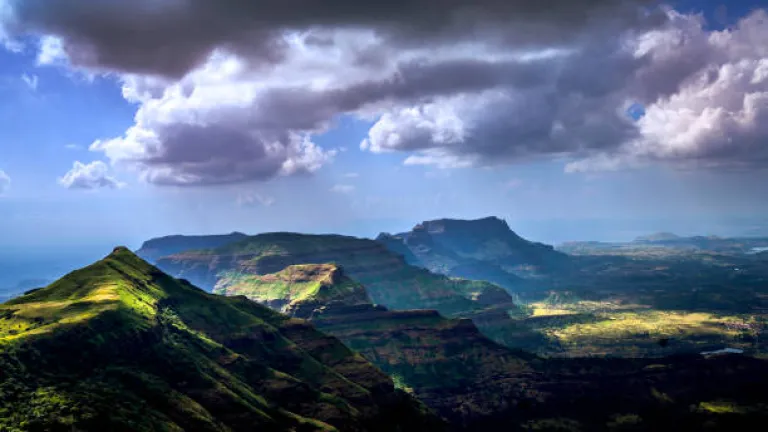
(0, 248), (444, 431)
(214, 264), (370, 313)
(153, 232), (519, 341)
(502, 298), (762, 357)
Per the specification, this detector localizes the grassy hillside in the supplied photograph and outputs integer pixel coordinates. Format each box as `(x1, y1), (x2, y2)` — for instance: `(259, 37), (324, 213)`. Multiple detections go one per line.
(0, 248), (443, 431)
(214, 264), (371, 315)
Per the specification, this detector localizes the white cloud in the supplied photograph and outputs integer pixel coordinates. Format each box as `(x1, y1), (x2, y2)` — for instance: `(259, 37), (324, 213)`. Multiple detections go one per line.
(236, 192), (276, 207)
(36, 36), (67, 66)
(64, 144), (83, 150)
(21, 73), (38, 90)
(0, 170), (10, 195)
(58, 161), (124, 190)
(343, 172), (359, 178)
(330, 184), (355, 194)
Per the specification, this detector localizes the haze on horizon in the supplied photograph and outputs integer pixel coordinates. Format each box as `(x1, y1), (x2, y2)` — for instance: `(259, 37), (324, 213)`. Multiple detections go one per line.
(1, 0), (767, 251)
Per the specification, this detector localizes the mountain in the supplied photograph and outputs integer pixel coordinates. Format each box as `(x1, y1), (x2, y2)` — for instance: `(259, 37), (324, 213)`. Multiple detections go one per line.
(150, 232), (517, 318)
(0, 248), (443, 431)
(215, 264), (371, 317)
(136, 232), (249, 262)
(377, 217), (570, 290)
(214, 266), (537, 426)
(214, 263), (768, 430)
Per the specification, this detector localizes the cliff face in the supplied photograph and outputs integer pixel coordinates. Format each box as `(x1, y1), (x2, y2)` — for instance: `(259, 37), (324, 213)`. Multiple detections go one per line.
(0, 248), (443, 431)
(378, 217), (570, 290)
(308, 304), (537, 426)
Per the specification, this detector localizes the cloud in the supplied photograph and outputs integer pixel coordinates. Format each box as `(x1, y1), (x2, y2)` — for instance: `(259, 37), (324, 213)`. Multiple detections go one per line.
(0, 170), (10, 194)
(343, 172), (359, 178)
(5, 1), (768, 178)
(36, 35), (67, 66)
(236, 192), (276, 207)
(64, 143), (82, 150)
(362, 9), (768, 172)
(58, 161), (124, 190)
(330, 184), (355, 194)
(21, 73), (38, 90)
(5, 0), (658, 77)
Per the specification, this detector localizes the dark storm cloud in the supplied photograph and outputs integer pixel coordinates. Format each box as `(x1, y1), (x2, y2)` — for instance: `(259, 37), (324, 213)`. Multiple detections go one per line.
(5, 0), (659, 77)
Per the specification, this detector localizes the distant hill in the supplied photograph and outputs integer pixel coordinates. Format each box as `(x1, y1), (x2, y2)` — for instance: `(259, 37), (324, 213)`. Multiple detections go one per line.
(136, 232), (249, 262)
(634, 232), (682, 242)
(0, 248), (442, 431)
(377, 217), (569, 289)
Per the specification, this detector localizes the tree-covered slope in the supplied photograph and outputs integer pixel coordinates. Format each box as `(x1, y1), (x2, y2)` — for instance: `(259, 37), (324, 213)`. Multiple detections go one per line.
(0, 248), (443, 432)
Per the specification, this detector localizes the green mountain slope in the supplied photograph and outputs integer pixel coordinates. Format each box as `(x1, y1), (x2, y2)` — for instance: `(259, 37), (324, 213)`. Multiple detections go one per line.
(216, 266), (768, 431)
(0, 248), (443, 432)
(215, 264), (371, 316)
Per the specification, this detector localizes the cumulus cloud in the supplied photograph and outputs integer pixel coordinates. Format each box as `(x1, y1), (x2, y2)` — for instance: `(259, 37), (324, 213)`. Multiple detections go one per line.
(3, 0), (767, 179)
(0, 170), (10, 194)
(58, 161), (124, 190)
(330, 184), (355, 194)
(364, 9), (768, 172)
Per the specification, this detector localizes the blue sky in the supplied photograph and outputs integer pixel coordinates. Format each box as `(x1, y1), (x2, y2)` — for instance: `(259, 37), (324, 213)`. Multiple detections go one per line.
(1, 0), (768, 252)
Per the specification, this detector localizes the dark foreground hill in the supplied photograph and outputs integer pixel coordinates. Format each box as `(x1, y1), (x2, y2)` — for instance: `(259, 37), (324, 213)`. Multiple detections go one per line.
(0, 248), (443, 431)
(216, 263), (768, 431)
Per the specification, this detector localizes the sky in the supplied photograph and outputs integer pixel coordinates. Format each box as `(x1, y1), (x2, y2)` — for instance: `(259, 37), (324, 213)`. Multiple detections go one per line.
(1, 0), (768, 252)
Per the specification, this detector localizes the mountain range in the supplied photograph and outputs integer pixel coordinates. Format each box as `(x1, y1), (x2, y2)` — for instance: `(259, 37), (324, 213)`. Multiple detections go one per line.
(3, 245), (768, 430)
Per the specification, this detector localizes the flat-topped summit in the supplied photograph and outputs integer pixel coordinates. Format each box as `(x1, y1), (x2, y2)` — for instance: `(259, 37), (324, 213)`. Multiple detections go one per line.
(377, 216), (569, 289)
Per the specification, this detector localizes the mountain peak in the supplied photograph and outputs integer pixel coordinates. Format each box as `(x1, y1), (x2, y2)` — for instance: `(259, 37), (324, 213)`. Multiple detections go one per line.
(1, 249), (442, 431)
(110, 245), (134, 256)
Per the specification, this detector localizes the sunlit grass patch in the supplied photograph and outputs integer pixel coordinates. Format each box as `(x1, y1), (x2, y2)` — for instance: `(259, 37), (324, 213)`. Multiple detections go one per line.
(697, 401), (748, 414)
